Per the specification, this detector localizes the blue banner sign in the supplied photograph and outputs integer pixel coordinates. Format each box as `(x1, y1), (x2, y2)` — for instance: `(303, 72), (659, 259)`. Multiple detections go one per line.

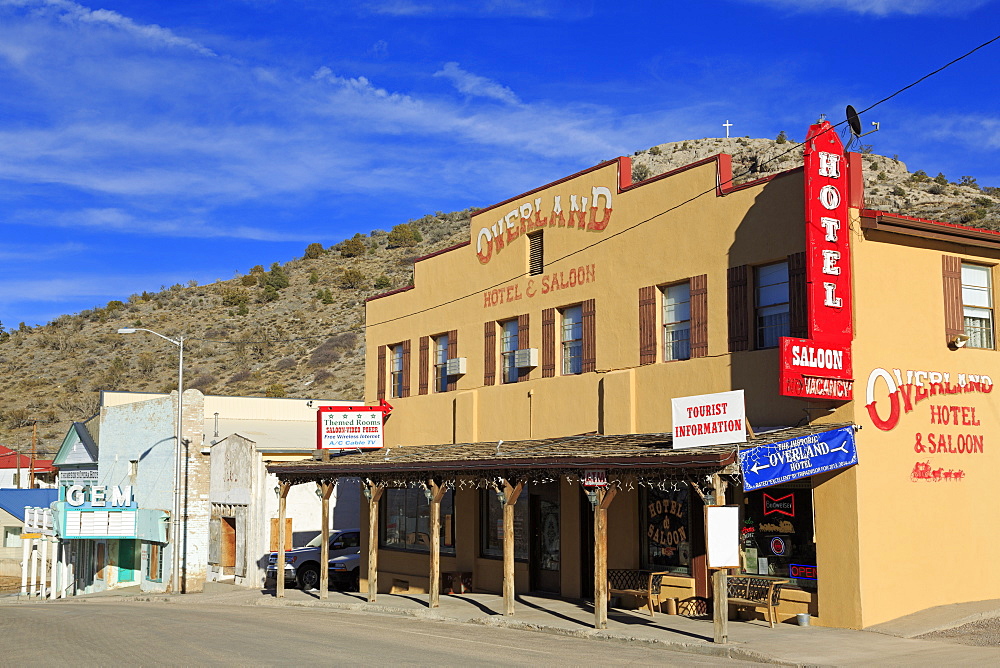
(739, 426), (857, 491)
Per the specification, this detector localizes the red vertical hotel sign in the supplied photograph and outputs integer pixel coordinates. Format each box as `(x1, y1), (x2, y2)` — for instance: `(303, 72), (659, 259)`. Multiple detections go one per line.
(780, 121), (854, 400)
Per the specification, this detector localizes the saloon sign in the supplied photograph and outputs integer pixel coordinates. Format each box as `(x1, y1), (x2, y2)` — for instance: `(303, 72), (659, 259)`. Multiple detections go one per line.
(780, 121), (855, 400)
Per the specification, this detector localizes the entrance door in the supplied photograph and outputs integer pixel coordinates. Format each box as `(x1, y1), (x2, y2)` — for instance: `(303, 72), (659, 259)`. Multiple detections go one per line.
(118, 539), (138, 583)
(530, 483), (560, 593)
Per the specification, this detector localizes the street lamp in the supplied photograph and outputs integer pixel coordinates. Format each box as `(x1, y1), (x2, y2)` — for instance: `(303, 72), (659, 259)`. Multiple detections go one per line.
(117, 327), (185, 594)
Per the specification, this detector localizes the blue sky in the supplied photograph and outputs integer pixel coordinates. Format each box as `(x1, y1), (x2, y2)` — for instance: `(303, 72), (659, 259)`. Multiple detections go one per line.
(0, 0), (997, 327)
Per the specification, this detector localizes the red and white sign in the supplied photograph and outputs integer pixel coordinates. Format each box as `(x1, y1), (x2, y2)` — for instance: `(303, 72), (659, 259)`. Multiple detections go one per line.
(317, 404), (390, 450)
(780, 121), (854, 400)
(581, 469), (608, 487)
(671, 390), (746, 449)
(780, 337), (853, 399)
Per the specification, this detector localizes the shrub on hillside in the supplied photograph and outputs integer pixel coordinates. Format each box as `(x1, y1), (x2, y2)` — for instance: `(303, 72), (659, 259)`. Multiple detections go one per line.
(386, 223), (422, 248)
(340, 236), (367, 258)
(265, 383), (287, 398)
(339, 268), (366, 289)
(275, 357), (297, 371)
(304, 242), (326, 259)
(374, 274), (393, 289)
(220, 286), (250, 307)
(228, 369), (252, 384)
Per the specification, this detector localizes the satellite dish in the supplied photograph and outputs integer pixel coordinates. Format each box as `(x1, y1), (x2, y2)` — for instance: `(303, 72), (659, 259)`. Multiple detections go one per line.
(846, 105), (862, 137)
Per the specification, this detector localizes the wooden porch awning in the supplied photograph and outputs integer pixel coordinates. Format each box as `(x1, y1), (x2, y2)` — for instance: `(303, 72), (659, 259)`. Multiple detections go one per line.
(265, 422), (850, 483)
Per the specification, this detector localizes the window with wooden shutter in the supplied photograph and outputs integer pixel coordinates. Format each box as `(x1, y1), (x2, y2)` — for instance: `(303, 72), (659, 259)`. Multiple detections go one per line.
(529, 232), (544, 276)
(690, 274), (708, 358)
(582, 298), (596, 373)
(484, 322), (496, 386)
(418, 336), (429, 395)
(727, 265), (749, 352)
(542, 308), (556, 377)
(377, 345), (386, 401)
(942, 255), (963, 344)
(517, 314), (530, 381)
(401, 339), (411, 398)
(639, 286), (657, 364)
(447, 329), (458, 391)
(789, 252), (807, 338)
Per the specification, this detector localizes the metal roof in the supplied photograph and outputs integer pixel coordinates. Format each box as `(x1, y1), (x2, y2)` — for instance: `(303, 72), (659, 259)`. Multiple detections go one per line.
(267, 422), (851, 484)
(0, 489), (58, 521)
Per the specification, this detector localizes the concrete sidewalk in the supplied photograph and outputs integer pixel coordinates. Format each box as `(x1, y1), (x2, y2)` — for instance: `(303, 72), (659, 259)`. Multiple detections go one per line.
(10, 583), (1000, 666)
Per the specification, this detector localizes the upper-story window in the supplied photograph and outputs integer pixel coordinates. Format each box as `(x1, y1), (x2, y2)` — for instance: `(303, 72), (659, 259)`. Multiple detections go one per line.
(433, 334), (449, 392)
(962, 263), (994, 348)
(390, 343), (405, 398)
(755, 261), (790, 349)
(529, 232), (544, 276)
(662, 282), (691, 361)
(500, 319), (519, 384)
(561, 304), (583, 375)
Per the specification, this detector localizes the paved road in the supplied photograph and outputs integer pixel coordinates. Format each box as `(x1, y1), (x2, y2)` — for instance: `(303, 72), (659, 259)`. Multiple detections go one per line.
(0, 601), (753, 666)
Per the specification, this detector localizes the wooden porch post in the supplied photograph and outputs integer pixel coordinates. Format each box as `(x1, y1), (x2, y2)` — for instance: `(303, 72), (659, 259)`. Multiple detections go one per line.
(427, 479), (447, 608)
(501, 479), (523, 616)
(365, 480), (384, 604)
(276, 481), (291, 598)
(319, 481), (335, 600)
(593, 485), (618, 630)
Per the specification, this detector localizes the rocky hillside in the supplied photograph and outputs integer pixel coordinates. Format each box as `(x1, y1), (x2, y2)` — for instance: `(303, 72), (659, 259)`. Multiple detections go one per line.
(630, 136), (999, 228)
(1, 136), (997, 458)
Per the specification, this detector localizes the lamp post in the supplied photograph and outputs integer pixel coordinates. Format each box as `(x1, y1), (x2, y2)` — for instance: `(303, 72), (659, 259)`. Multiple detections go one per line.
(117, 327), (185, 594)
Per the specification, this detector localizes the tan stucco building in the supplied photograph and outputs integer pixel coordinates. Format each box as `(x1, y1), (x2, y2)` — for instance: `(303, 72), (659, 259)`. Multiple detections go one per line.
(276, 122), (999, 629)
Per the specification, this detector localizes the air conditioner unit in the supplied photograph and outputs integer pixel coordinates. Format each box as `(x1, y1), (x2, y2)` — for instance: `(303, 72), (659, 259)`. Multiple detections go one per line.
(445, 357), (467, 376)
(514, 348), (538, 369)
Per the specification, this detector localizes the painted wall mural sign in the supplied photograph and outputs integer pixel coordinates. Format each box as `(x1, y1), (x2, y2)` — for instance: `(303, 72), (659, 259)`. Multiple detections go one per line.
(779, 121), (854, 400)
(482, 264), (596, 308)
(739, 426), (857, 491)
(865, 366), (991, 483)
(475, 187), (613, 265)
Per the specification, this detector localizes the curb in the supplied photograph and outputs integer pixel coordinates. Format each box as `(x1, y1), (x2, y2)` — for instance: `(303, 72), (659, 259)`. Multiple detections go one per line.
(253, 597), (797, 665)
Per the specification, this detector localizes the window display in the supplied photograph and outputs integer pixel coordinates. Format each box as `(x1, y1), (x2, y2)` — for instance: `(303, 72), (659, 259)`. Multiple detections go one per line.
(480, 488), (529, 560)
(380, 487), (455, 555)
(640, 485), (691, 574)
(741, 482), (816, 589)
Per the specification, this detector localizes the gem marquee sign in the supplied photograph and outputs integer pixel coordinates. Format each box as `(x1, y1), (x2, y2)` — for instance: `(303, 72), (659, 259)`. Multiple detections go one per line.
(780, 121), (855, 400)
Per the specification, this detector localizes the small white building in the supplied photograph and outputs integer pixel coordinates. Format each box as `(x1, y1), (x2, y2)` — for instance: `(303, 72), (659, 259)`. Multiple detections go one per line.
(204, 395), (361, 587)
(52, 391), (360, 595)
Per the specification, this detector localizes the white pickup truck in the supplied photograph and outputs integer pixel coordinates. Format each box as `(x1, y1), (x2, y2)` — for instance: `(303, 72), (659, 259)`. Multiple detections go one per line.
(266, 528), (361, 591)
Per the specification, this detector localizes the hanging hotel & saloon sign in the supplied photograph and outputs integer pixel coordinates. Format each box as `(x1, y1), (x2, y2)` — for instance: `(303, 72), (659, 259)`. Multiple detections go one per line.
(780, 121), (855, 401)
(739, 426), (858, 491)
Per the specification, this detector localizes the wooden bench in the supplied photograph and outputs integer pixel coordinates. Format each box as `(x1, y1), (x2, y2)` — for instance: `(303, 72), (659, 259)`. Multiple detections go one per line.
(608, 569), (669, 616)
(726, 576), (787, 628)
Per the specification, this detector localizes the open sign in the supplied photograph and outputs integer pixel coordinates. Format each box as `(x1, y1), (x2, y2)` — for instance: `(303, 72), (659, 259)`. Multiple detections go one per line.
(790, 563), (817, 580)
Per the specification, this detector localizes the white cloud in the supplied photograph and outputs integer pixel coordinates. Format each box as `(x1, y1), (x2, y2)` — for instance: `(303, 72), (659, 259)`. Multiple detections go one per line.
(738, 0), (992, 15)
(434, 62), (520, 105)
(358, 0), (564, 17)
(9, 207), (320, 242)
(0, 242), (86, 261)
(1, 0), (216, 55)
